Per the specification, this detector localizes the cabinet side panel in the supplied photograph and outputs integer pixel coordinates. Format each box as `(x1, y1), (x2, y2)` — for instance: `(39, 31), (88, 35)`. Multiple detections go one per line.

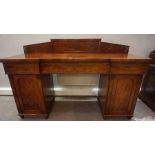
(105, 75), (142, 116)
(12, 75), (47, 115)
(98, 74), (109, 115)
(41, 74), (55, 112)
(8, 75), (23, 115)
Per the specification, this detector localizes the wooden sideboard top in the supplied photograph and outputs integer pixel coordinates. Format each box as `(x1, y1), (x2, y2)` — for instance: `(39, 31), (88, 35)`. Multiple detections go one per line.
(0, 53), (151, 63)
(0, 39), (151, 63)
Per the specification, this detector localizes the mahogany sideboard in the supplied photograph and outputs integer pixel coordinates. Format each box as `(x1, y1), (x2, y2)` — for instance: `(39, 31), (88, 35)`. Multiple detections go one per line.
(0, 39), (151, 119)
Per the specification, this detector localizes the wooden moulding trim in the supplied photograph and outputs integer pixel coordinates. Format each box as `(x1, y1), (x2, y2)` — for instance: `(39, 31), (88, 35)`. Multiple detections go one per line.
(110, 59), (151, 63)
(0, 58), (151, 63)
(50, 39), (102, 42)
(19, 113), (48, 117)
(40, 59), (110, 63)
(3, 62), (40, 75)
(0, 59), (40, 63)
(40, 58), (151, 63)
(103, 115), (133, 117)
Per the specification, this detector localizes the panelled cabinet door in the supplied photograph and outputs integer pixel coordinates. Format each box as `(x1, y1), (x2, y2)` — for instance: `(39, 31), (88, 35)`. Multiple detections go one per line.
(105, 75), (142, 116)
(12, 75), (46, 114)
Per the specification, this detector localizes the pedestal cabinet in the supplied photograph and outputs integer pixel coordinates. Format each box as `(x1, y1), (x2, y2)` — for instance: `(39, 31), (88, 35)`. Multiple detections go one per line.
(105, 75), (142, 118)
(9, 74), (54, 118)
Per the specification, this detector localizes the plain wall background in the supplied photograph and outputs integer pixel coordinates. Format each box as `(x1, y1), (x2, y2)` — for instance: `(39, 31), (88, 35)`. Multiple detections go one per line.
(0, 34), (155, 95)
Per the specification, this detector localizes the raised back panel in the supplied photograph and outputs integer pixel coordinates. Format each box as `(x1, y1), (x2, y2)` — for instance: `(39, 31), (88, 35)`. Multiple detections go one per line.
(100, 42), (129, 53)
(24, 42), (52, 54)
(23, 39), (129, 54)
(51, 39), (101, 53)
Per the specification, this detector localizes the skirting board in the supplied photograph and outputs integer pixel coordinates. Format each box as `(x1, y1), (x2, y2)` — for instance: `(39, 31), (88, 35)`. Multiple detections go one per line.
(0, 86), (99, 96)
(0, 87), (13, 95)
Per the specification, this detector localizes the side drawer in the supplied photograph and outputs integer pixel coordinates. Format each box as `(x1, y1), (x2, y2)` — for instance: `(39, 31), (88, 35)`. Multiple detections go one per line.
(111, 62), (148, 74)
(40, 62), (110, 74)
(4, 62), (40, 74)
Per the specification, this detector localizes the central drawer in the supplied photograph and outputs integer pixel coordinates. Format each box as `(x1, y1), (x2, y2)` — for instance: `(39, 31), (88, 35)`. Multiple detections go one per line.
(40, 62), (110, 74)
(111, 62), (148, 74)
(4, 62), (40, 74)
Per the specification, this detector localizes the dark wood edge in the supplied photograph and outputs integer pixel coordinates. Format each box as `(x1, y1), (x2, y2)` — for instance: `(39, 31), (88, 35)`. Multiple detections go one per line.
(0, 58), (151, 64)
(0, 59), (40, 63)
(40, 59), (151, 63)
(103, 115), (133, 117)
(18, 113), (49, 119)
(110, 59), (151, 63)
(40, 59), (110, 63)
(51, 39), (102, 42)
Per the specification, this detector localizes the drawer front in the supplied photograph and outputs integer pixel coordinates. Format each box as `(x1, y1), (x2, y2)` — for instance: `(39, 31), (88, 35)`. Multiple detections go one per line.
(40, 62), (110, 74)
(4, 62), (40, 74)
(111, 62), (148, 74)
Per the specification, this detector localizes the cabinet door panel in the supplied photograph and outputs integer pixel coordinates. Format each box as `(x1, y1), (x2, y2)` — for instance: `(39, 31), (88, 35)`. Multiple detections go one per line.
(13, 75), (46, 114)
(105, 75), (142, 116)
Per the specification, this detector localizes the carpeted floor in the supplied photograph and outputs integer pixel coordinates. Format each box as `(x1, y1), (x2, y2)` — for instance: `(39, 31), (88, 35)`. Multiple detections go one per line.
(0, 96), (155, 121)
